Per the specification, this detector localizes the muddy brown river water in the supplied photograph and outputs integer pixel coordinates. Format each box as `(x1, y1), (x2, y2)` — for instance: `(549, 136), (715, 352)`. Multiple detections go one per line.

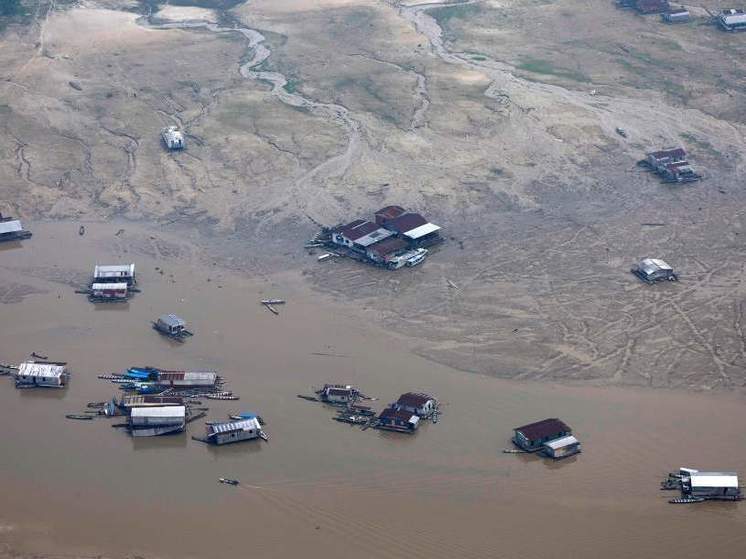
(1, 222), (746, 558)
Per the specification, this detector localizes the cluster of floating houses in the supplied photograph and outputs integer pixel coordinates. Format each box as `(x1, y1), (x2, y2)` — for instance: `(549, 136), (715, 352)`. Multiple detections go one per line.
(638, 148), (701, 184)
(304, 384), (439, 433)
(311, 205), (442, 269)
(617, 1), (746, 31)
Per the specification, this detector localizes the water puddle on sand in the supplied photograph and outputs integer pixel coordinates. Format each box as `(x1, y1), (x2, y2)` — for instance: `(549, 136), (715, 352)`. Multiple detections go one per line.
(1, 221), (746, 558)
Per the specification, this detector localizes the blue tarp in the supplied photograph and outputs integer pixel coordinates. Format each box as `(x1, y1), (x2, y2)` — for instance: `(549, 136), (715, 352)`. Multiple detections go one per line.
(125, 367), (157, 380)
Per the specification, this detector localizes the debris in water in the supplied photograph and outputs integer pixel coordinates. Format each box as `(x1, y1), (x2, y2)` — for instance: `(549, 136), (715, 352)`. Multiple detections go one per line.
(68, 80), (82, 91)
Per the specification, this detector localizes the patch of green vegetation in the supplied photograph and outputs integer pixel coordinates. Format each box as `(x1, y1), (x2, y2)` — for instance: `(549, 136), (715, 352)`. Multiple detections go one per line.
(517, 57), (590, 83)
(680, 132), (721, 157)
(283, 79), (300, 94)
(430, 3), (482, 28)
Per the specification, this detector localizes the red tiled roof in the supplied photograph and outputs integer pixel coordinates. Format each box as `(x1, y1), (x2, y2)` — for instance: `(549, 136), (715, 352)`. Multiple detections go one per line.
(382, 213), (428, 234)
(514, 418), (570, 441)
(396, 392), (434, 408)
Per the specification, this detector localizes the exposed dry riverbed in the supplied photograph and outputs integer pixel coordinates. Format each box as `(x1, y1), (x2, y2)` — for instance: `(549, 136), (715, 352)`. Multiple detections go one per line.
(1, 221), (746, 559)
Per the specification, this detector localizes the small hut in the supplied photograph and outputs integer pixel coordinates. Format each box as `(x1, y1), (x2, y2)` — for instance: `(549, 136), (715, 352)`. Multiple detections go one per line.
(205, 418), (266, 445)
(161, 126), (185, 150)
(513, 418), (572, 452)
(15, 362), (68, 388)
(90, 282), (128, 302)
(153, 314), (192, 340)
(93, 264), (136, 286)
(631, 258), (677, 283)
(128, 405), (186, 437)
(375, 407), (420, 433)
(542, 435), (581, 459)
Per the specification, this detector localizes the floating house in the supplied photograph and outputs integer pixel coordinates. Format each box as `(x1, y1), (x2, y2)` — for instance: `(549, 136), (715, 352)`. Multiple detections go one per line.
(662, 8), (690, 23)
(331, 220), (394, 252)
(542, 435), (581, 459)
(325, 206), (441, 270)
(205, 417), (265, 445)
(513, 418), (572, 452)
(155, 370), (218, 388)
(90, 282), (129, 302)
(161, 126), (185, 150)
(718, 9), (746, 31)
(683, 471), (741, 500)
(15, 362), (68, 388)
(376, 407), (420, 433)
(118, 395), (184, 410)
(317, 384), (360, 404)
(394, 392), (437, 418)
(643, 148), (700, 183)
(128, 405), (185, 437)
(380, 212), (442, 247)
(0, 216), (32, 243)
(631, 258), (677, 283)
(94, 264), (136, 286)
(153, 314), (192, 340)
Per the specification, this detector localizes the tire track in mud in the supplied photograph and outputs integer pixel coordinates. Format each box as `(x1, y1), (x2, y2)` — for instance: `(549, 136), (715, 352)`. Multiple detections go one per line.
(137, 12), (362, 224)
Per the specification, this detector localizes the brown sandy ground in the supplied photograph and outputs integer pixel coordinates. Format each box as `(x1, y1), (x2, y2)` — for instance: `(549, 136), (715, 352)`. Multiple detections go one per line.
(0, 0), (745, 388)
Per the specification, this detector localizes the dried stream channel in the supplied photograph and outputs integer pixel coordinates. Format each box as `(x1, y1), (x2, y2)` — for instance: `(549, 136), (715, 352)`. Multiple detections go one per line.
(138, 5), (361, 216)
(1, 222), (746, 559)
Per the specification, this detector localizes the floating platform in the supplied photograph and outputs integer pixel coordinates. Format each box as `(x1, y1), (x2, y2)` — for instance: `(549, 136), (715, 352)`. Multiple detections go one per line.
(669, 497), (705, 504)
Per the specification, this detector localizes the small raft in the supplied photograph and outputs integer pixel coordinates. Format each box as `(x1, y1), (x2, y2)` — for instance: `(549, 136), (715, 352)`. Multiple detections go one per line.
(66, 414), (94, 421)
(205, 392), (239, 401)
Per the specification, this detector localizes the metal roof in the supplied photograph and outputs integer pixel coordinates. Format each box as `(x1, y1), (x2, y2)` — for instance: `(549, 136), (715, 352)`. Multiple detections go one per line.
(94, 264), (135, 279)
(638, 258), (672, 274)
(383, 213), (428, 234)
(91, 283), (128, 291)
(131, 405), (185, 418)
(514, 418), (571, 441)
(158, 314), (186, 328)
(721, 12), (746, 25)
(354, 228), (394, 247)
(689, 472), (739, 488)
(0, 220), (23, 234)
(17, 362), (66, 378)
(396, 392), (435, 408)
(543, 435), (579, 450)
(337, 221), (381, 241)
(404, 223), (441, 240)
(207, 418), (261, 435)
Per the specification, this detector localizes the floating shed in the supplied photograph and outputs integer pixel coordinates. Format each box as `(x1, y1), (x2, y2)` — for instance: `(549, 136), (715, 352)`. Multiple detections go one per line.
(156, 371), (217, 388)
(205, 418), (265, 445)
(542, 435), (581, 459)
(15, 362), (68, 388)
(376, 407), (420, 433)
(662, 8), (689, 23)
(513, 418), (572, 452)
(381, 212), (442, 246)
(129, 405), (186, 437)
(394, 392), (437, 418)
(718, 9), (746, 31)
(317, 384), (360, 404)
(684, 472), (741, 500)
(94, 264), (136, 286)
(0, 218), (32, 242)
(161, 126), (185, 150)
(153, 314), (192, 339)
(90, 282), (128, 302)
(331, 220), (394, 251)
(631, 258), (677, 283)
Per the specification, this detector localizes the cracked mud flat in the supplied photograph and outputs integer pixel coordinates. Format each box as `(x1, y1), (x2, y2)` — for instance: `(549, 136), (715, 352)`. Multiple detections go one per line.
(0, 0), (745, 392)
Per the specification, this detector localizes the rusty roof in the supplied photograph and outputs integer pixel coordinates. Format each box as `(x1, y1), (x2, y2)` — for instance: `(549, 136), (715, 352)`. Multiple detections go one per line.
(382, 213), (428, 234)
(514, 418), (571, 441)
(379, 407), (417, 422)
(396, 392), (434, 408)
(367, 236), (409, 257)
(337, 220), (382, 241)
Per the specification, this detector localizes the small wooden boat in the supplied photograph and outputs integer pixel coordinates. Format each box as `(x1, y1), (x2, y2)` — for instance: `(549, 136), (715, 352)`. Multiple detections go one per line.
(669, 497), (705, 504)
(260, 299), (285, 305)
(297, 394), (318, 402)
(219, 478), (239, 486)
(66, 414), (94, 421)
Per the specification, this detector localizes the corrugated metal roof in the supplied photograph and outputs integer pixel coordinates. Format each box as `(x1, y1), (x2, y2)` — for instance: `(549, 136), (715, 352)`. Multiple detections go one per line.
(544, 435), (579, 450)
(207, 418), (261, 435)
(355, 228), (394, 247)
(131, 405), (185, 418)
(383, 213), (428, 234)
(94, 264), (135, 277)
(17, 362), (66, 378)
(0, 220), (23, 234)
(404, 222), (441, 240)
(337, 221), (381, 241)
(514, 418), (571, 441)
(689, 472), (739, 488)
(91, 283), (128, 291)
(396, 392), (434, 408)
(158, 314), (186, 328)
